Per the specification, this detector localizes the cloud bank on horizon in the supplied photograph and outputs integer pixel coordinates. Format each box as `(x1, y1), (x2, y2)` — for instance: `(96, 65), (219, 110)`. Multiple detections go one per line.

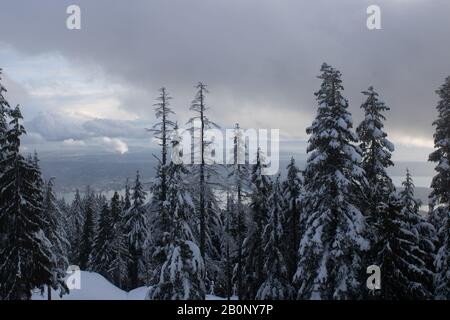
(1, 0), (449, 161)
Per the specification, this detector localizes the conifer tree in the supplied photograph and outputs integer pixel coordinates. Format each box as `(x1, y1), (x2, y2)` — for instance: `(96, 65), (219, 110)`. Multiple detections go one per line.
(68, 190), (84, 265)
(294, 63), (369, 300)
(281, 157), (303, 281)
(187, 83), (223, 293)
(42, 178), (70, 299)
(222, 193), (238, 299)
(256, 176), (294, 300)
(227, 124), (250, 299)
(124, 179), (132, 212)
(148, 133), (206, 300)
(0, 68), (11, 152)
(125, 171), (148, 288)
(242, 149), (272, 299)
(0, 106), (53, 300)
(79, 188), (95, 270)
(429, 76), (450, 299)
(148, 88), (176, 285)
(90, 203), (115, 280)
(110, 191), (130, 289)
(356, 86), (395, 217)
(187, 82), (220, 259)
(375, 197), (433, 300)
(398, 169), (435, 298)
(149, 87), (175, 207)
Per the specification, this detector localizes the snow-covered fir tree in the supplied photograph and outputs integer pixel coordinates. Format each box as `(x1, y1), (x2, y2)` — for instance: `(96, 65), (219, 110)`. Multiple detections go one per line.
(125, 171), (148, 288)
(187, 82), (223, 293)
(148, 131), (206, 300)
(226, 123), (250, 299)
(256, 176), (294, 300)
(242, 149), (272, 299)
(356, 86), (396, 296)
(90, 203), (115, 281)
(187, 82), (220, 257)
(0, 68), (11, 153)
(42, 178), (70, 299)
(222, 193), (238, 299)
(375, 195), (433, 300)
(397, 170), (435, 298)
(0, 106), (53, 300)
(148, 88), (176, 285)
(294, 63), (369, 300)
(356, 86), (395, 217)
(281, 157), (303, 281)
(429, 76), (450, 299)
(123, 179), (132, 212)
(109, 191), (130, 289)
(79, 188), (96, 270)
(67, 189), (84, 265)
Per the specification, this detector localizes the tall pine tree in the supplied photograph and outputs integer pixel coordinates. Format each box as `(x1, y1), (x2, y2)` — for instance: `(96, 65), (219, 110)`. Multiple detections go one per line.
(79, 188), (95, 270)
(281, 157), (303, 281)
(242, 149), (272, 299)
(256, 176), (294, 300)
(356, 86), (395, 219)
(0, 106), (53, 300)
(294, 63), (369, 300)
(42, 178), (70, 299)
(125, 171), (148, 288)
(429, 76), (450, 299)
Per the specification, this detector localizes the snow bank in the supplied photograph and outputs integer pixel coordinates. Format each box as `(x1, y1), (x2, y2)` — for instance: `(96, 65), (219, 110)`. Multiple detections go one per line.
(32, 271), (233, 300)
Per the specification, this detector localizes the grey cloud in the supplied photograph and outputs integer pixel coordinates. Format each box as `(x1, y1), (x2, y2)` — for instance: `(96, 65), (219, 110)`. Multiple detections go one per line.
(82, 118), (148, 139)
(25, 112), (148, 141)
(1, 0), (450, 142)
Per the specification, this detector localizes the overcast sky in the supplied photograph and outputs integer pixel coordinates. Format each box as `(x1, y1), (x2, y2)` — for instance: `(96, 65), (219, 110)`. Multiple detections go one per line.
(1, 0), (449, 161)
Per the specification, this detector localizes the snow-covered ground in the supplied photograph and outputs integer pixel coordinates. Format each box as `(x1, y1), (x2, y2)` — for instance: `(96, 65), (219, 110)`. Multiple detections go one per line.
(32, 271), (235, 300)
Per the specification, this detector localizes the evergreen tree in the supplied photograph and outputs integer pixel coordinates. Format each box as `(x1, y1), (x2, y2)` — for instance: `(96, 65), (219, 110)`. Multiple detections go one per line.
(435, 213), (450, 299)
(294, 63), (369, 300)
(110, 191), (130, 289)
(125, 171), (148, 288)
(68, 190), (84, 265)
(0, 106), (53, 300)
(242, 149), (272, 299)
(42, 178), (70, 299)
(222, 193), (238, 299)
(187, 83), (223, 293)
(148, 134), (206, 299)
(227, 124), (250, 299)
(375, 197), (433, 300)
(124, 179), (132, 212)
(356, 86), (395, 217)
(149, 87), (175, 207)
(90, 203), (115, 280)
(187, 82), (220, 259)
(281, 157), (303, 281)
(0, 68), (11, 151)
(79, 188), (95, 270)
(429, 76), (450, 299)
(148, 88), (176, 285)
(256, 176), (294, 300)
(398, 169), (435, 298)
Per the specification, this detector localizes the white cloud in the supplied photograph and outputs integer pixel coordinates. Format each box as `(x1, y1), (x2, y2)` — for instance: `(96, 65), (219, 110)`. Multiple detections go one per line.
(390, 133), (434, 149)
(100, 137), (129, 155)
(63, 139), (86, 147)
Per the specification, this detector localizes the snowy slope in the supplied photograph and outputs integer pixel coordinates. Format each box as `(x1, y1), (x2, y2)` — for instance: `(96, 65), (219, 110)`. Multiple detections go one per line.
(31, 271), (234, 300)
(32, 271), (147, 300)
